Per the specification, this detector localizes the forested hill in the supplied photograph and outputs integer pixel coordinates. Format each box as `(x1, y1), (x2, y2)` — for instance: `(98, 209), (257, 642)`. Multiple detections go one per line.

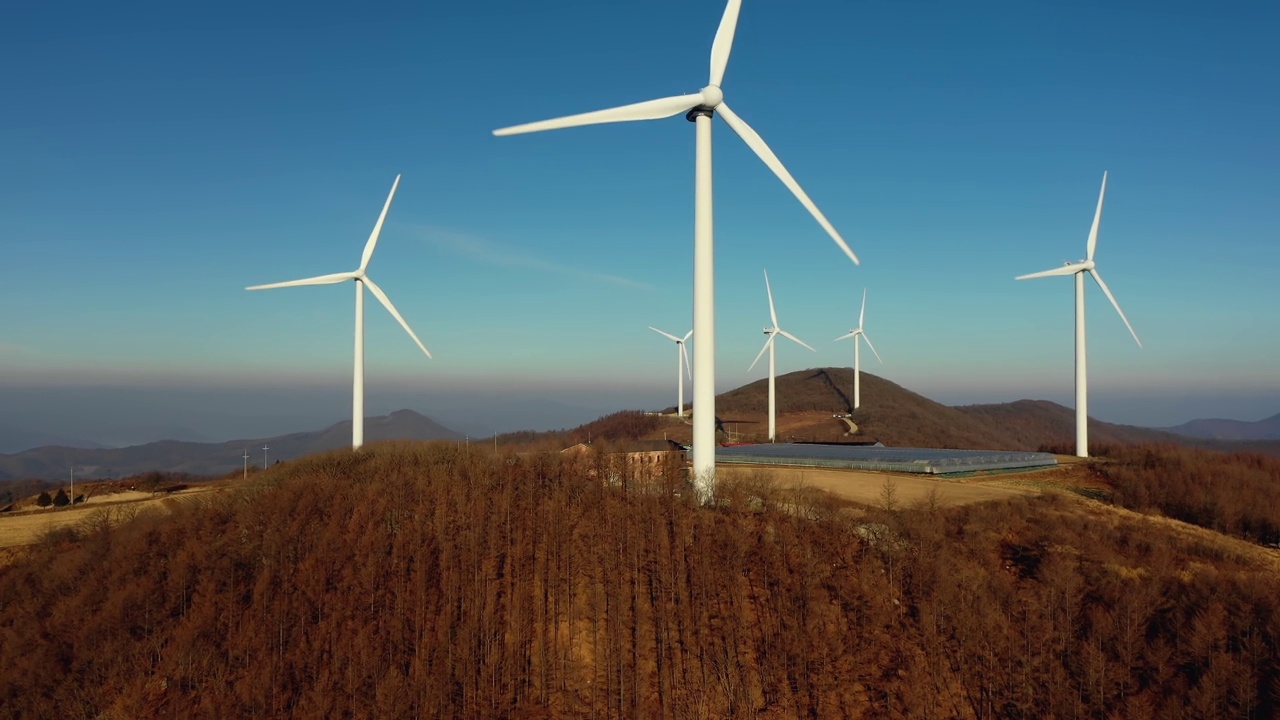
(1, 443), (1277, 717)
(1164, 411), (1280, 441)
(669, 367), (1196, 450)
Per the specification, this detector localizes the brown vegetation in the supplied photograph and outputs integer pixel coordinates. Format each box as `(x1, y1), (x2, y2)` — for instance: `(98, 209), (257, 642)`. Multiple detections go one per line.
(1, 442), (1278, 718)
(715, 368), (1201, 451)
(1085, 443), (1280, 546)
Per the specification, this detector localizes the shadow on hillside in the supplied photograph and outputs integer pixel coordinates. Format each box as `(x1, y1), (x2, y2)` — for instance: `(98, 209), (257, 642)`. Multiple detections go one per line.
(811, 368), (854, 415)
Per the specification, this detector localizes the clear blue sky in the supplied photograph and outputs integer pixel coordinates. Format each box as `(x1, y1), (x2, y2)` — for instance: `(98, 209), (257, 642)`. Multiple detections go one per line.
(3, 0), (1278, 445)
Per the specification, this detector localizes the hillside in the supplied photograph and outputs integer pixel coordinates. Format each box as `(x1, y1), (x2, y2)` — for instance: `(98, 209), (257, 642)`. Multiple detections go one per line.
(1, 443), (1277, 718)
(1165, 411), (1280, 441)
(655, 367), (1186, 451)
(0, 409), (461, 480)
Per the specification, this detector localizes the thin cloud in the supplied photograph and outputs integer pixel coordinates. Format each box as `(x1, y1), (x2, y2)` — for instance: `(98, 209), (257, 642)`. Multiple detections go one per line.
(406, 225), (652, 291)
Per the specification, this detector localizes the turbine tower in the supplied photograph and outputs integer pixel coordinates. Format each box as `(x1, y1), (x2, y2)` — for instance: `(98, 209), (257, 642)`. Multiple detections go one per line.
(749, 270), (814, 442)
(834, 289), (882, 412)
(493, 0), (858, 499)
(247, 175), (432, 450)
(1016, 171), (1141, 458)
(650, 327), (693, 417)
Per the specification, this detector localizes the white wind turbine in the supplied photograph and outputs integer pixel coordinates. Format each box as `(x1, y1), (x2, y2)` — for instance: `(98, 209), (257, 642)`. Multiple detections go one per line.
(650, 327), (693, 417)
(749, 270), (814, 443)
(247, 175), (432, 450)
(494, 0), (857, 496)
(834, 289), (882, 412)
(1016, 171), (1141, 458)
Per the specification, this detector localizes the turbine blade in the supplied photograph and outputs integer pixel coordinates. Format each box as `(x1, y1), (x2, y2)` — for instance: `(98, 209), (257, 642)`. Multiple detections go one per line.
(778, 328), (816, 352)
(682, 329), (692, 342)
(717, 102), (859, 265)
(859, 288), (867, 329)
(834, 331), (857, 342)
(764, 269), (778, 328)
(681, 342), (693, 381)
(493, 93), (705, 136)
(359, 175), (401, 273)
(363, 277), (433, 359)
(708, 0), (743, 86)
(649, 326), (682, 343)
(1089, 269), (1142, 348)
(748, 335), (774, 371)
(861, 333), (883, 363)
(246, 271), (357, 290)
(1015, 263), (1087, 280)
(1087, 171), (1107, 262)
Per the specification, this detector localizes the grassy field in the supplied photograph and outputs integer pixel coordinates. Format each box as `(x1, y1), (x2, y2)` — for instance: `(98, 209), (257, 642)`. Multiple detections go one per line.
(0, 486), (218, 550)
(716, 462), (1053, 508)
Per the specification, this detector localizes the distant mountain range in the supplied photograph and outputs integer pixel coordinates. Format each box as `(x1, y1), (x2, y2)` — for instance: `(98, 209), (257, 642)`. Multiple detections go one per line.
(0, 410), (462, 481)
(1162, 412), (1280, 441)
(0, 425), (106, 454)
(4, 370), (1275, 481)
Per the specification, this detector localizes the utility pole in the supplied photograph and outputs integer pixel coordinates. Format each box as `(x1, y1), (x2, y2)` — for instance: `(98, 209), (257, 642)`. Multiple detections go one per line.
(69, 466), (74, 508)
(262, 444), (270, 468)
(243, 448), (250, 480)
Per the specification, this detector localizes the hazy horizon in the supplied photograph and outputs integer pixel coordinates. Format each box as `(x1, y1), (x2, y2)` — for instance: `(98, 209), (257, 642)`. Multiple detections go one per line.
(3, 367), (1277, 453)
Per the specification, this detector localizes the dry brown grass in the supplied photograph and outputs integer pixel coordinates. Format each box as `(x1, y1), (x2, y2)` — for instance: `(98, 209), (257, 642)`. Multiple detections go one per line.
(0, 485), (221, 550)
(717, 463), (1039, 509)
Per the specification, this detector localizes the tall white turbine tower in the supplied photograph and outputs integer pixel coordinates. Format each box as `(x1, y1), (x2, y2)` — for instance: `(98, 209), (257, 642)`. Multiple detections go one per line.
(650, 327), (693, 417)
(749, 271), (814, 442)
(834, 289), (882, 412)
(1016, 172), (1141, 458)
(247, 175), (432, 450)
(493, 0), (858, 499)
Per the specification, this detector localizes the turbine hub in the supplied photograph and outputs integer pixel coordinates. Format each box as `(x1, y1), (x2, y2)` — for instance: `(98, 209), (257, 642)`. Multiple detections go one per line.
(700, 84), (724, 108)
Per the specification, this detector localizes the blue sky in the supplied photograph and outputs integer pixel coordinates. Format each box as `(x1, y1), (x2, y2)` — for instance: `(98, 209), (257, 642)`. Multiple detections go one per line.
(3, 0), (1278, 445)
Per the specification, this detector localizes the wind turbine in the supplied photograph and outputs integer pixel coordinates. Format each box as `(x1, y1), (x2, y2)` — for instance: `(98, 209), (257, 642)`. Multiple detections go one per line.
(493, 0), (858, 496)
(834, 289), (882, 412)
(650, 327), (693, 417)
(1016, 171), (1141, 458)
(247, 175), (432, 450)
(749, 270), (814, 442)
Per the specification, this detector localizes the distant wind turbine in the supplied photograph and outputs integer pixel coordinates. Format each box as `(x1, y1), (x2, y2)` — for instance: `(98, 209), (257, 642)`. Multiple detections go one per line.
(834, 289), (882, 412)
(650, 327), (693, 417)
(1016, 171), (1141, 458)
(493, 0), (858, 497)
(247, 175), (431, 450)
(749, 271), (814, 442)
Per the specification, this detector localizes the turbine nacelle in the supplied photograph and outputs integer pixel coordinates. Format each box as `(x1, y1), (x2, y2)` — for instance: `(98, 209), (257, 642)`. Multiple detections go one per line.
(699, 85), (724, 108)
